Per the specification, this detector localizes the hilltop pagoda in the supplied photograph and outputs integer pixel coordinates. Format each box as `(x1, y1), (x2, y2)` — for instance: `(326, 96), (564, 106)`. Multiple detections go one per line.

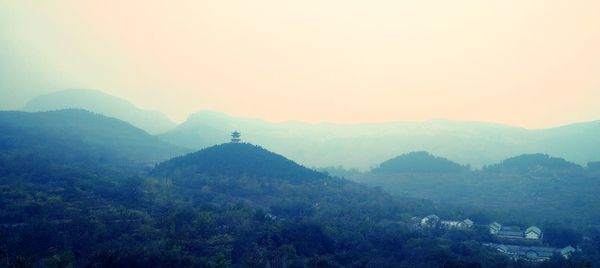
(231, 131), (241, 143)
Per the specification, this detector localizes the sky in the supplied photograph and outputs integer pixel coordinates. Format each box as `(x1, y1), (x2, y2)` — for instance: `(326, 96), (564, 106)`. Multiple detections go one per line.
(1, 1), (599, 128)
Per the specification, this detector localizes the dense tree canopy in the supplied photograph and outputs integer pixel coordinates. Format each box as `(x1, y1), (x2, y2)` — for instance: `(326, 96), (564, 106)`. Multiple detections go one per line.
(1, 110), (599, 267)
(153, 143), (325, 181)
(371, 151), (466, 174)
(484, 153), (582, 173)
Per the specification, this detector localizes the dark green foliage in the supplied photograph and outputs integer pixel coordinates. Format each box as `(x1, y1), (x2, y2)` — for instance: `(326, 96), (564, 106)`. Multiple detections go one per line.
(0, 133), (515, 267)
(372, 151), (466, 174)
(23, 88), (176, 134)
(157, 111), (600, 170)
(318, 166), (362, 179)
(1, 111), (599, 267)
(364, 167), (600, 229)
(484, 153), (582, 173)
(363, 152), (600, 227)
(0, 110), (187, 177)
(153, 143), (326, 181)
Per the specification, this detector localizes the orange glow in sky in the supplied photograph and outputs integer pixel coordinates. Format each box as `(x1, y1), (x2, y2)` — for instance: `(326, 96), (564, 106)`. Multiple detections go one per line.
(1, 1), (599, 128)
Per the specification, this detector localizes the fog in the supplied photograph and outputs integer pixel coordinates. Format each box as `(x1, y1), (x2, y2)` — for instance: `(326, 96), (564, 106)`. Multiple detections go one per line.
(2, 1), (600, 128)
(3, 2), (600, 266)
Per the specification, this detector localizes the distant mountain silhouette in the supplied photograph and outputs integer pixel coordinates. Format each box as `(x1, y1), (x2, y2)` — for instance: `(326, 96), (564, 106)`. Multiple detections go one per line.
(156, 111), (236, 149)
(158, 111), (600, 169)
(26, 91), (599, 169)
(23, 89), (175, 134)
(153, 142), (325, 181)
(0, 110), (186, 175)
(484, 153), (582, 172)
(371, 151), (466, 173)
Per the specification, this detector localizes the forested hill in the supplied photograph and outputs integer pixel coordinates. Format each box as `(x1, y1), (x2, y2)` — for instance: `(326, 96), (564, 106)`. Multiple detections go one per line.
(22, 89), (175, 134)
(361, 152), (600, 228)
(484, 153), (583, 173)
(0, 110), (186, 174)
(158, 110), (600, 169)
(1, 118), (595, 266)
(153, 142), (326, 181)
(371, 151), (466, 174)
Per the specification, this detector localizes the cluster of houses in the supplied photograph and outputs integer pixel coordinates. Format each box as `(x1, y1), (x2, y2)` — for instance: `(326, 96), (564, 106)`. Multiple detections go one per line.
(419, 214), (474, 229)
(489, 221), (543, 240)
(417, 215), (578, 262)
(484, 243), (577, 262)
(485, 222), (579, 261)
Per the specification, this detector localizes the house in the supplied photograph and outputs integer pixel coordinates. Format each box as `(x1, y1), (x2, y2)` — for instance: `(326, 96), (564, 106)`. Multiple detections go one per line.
(459, 218), (474, 228)
(489, 222), (543, 240)
(496, 226), (524, 239)
(420, 214), (440, 227)
(440, 220), (460, 228)
(519, 246), (556, 262)
(440, 218), (475, 229)
(440, 218), (474, 229)
(495, 244), (509, 253)
(560, 246), (576, 259)
(525, 226), (543, 240)
(489, 222), (502, 234)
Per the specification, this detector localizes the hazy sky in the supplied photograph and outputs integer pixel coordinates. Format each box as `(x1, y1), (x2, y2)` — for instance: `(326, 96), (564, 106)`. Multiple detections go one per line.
(1, 1), (599, 128)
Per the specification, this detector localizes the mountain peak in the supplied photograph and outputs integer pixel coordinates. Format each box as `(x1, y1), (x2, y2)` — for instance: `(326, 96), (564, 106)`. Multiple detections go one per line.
(152, 143), (326, 181)
(0, 109), (185, 169)
(372, 151), (466, 173)
(23, 89), (175, 134)
(485, 153), (582, 172)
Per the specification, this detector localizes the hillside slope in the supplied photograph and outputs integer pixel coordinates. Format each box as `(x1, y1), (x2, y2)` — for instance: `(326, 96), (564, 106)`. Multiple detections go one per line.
(0, 110), (186, 176)
(153, 142), (325, 181)
(363, 153), (599, 227)
(23, 89), (175, 134)
(371, 151), (466, 173)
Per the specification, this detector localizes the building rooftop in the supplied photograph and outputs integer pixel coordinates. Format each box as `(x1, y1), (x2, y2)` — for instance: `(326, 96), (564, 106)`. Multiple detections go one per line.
(497, 230), (524, 238)
(486, 243), (566, 262)
(526, 226), (542, 235)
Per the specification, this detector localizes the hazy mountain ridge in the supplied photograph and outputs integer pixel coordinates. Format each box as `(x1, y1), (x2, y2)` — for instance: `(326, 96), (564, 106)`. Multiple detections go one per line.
(484, 153), (583, 172)
(1, 109), (597, 266)
(23, 89), (175, 134)
(18, 90), (600, 169)
(0, 109), (186, 169)
(372, 151), (467, 173)
(159, 111), (600, 170)
(361, 151), (600, 227)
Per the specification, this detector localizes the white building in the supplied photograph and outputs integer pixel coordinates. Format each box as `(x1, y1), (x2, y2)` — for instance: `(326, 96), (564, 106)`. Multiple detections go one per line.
(440, 220), (460, 228)
(560, 246), (576, 259)
(459, 218), (474, 228)
(489, 222), (502, 234)
(485, 243), (577, 262)
(525, 226), (543, 240)
(420, 214), (440, 227)
(440, 218), (475, 229)
(489, 222), (543, 240)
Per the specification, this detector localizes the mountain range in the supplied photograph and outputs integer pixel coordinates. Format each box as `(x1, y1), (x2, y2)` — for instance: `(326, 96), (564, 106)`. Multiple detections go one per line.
(0, 105), (597, 266)
(23, 89), (175, 134)
(0, 109), (186, 176)
(361, 151), (600, 227)
(1, 114), (493, 266)
(159, 111), (600, 170)
(371, 151), (467, 173)
(16, 89), (600, 169)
